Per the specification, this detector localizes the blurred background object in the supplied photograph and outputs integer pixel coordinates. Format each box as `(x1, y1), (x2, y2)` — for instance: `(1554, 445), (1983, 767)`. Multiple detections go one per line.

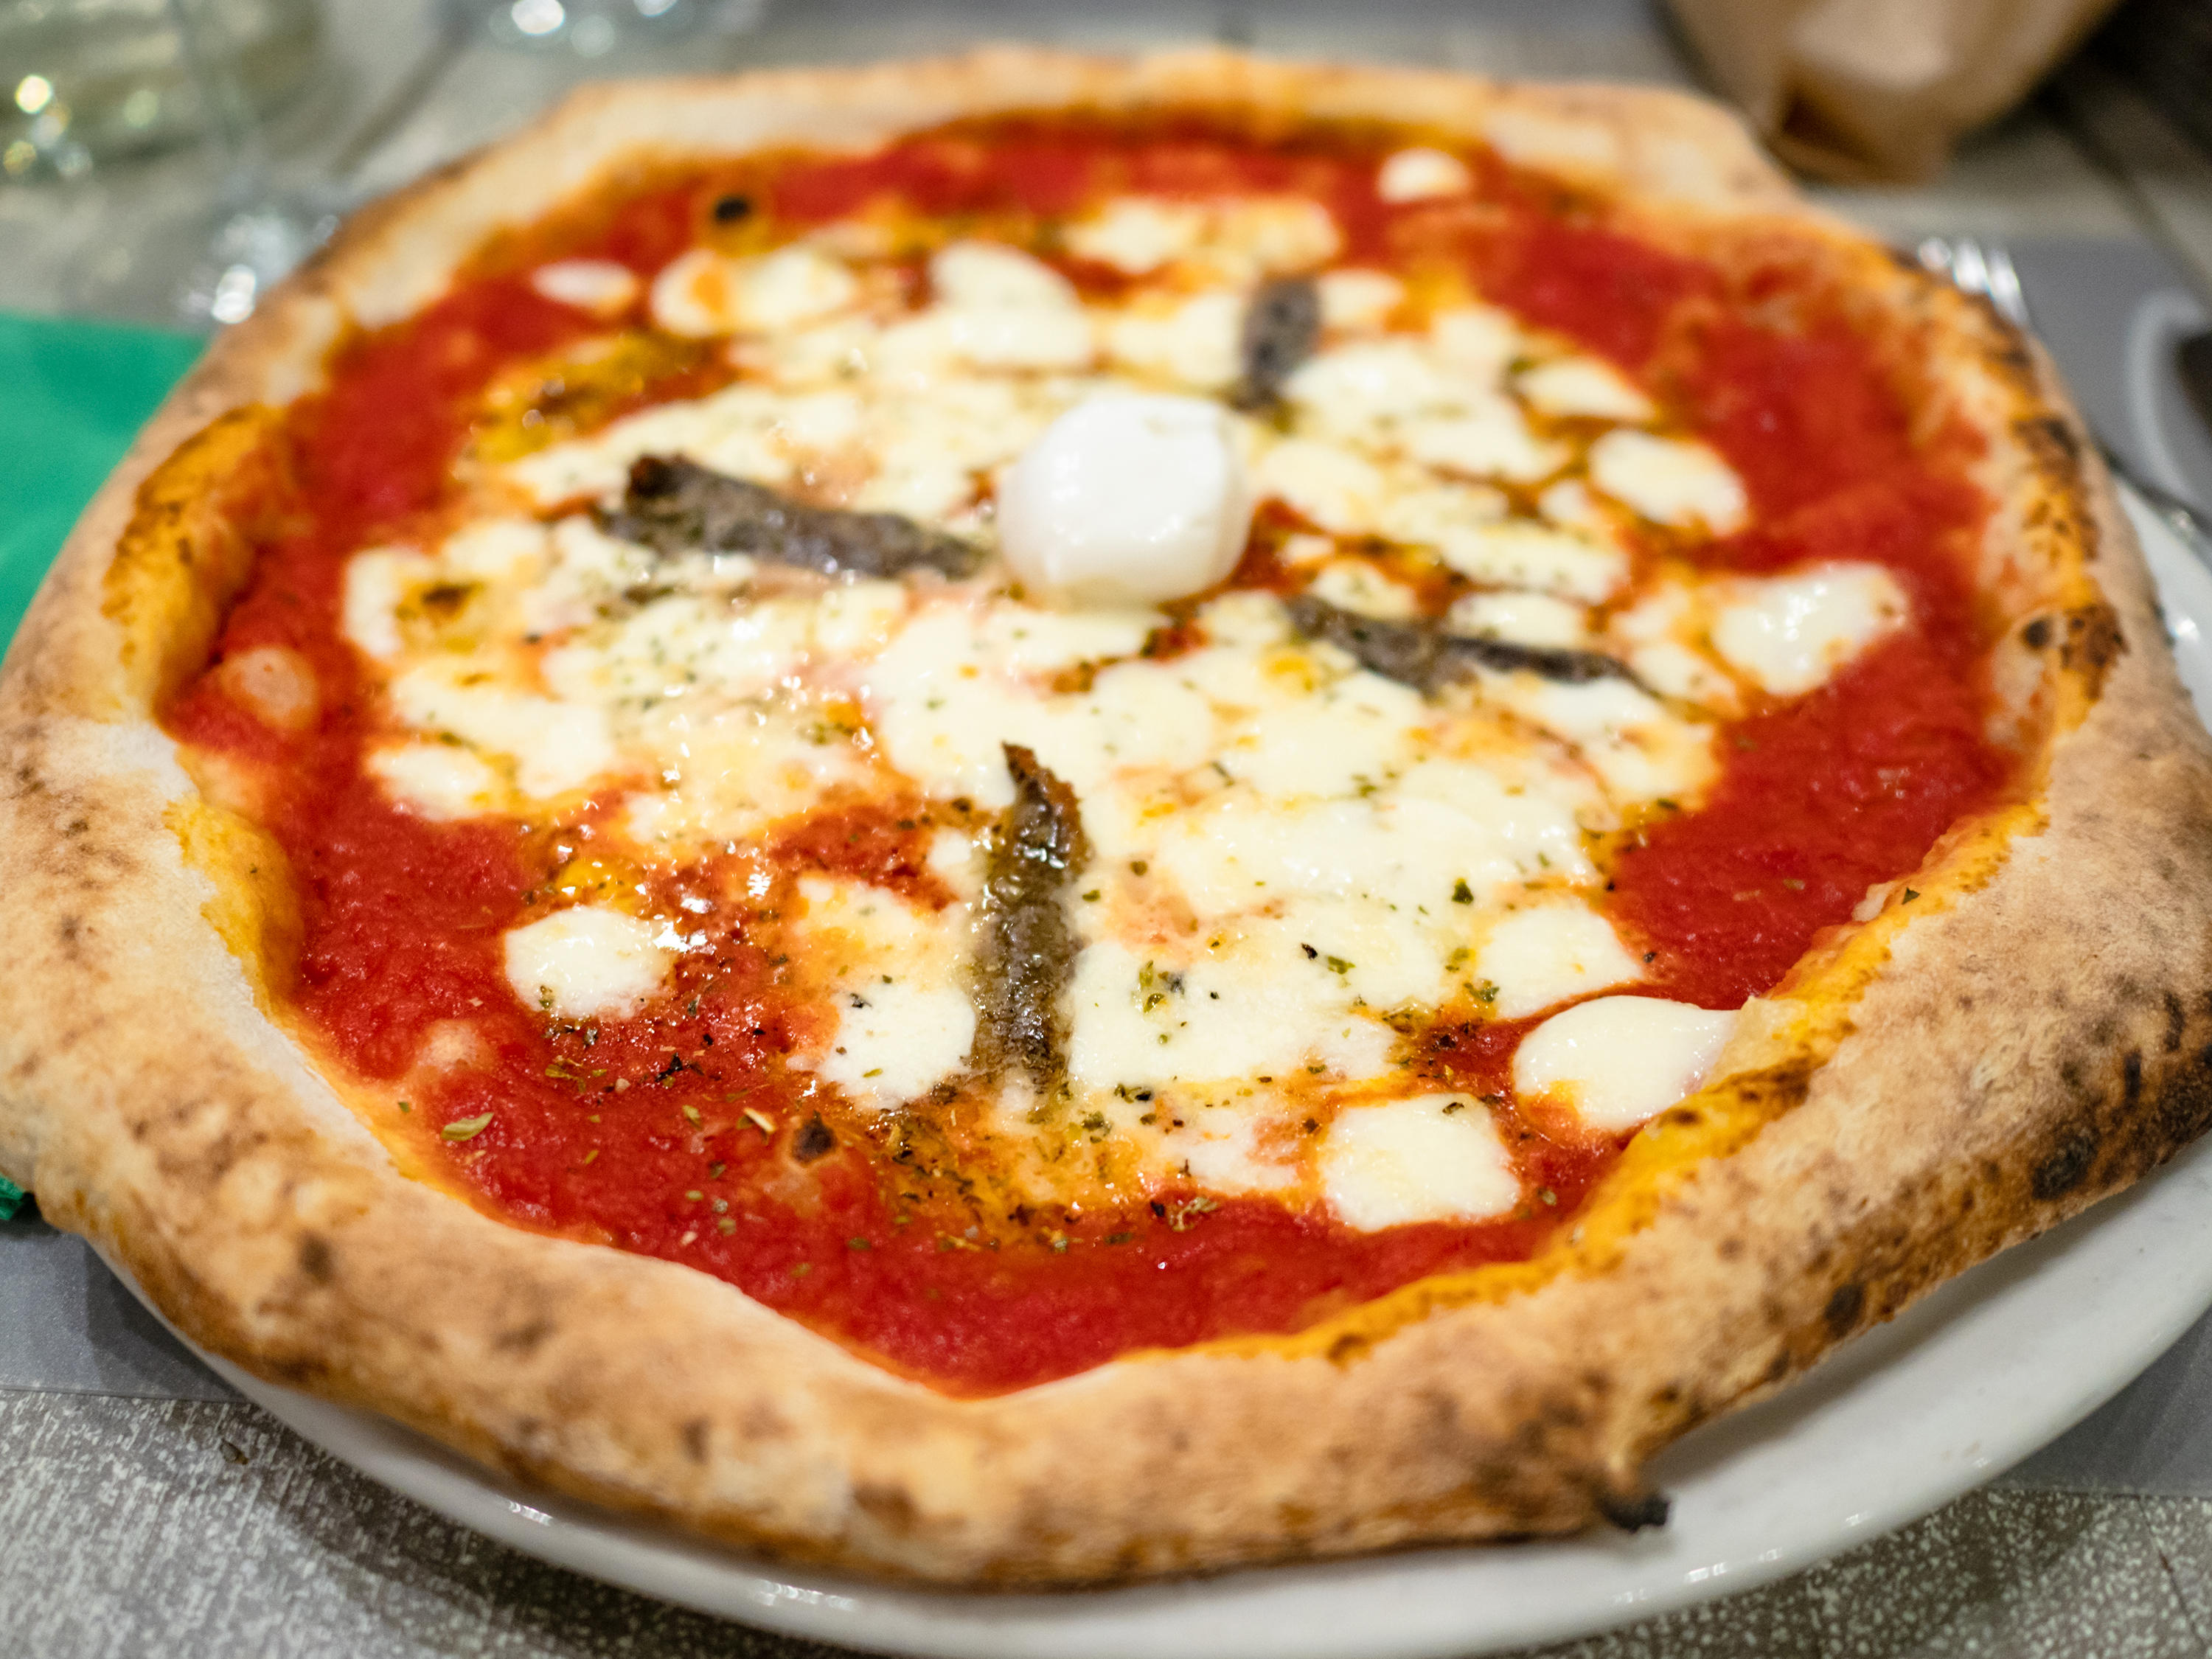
(1, 0), (319, 178)
(2093, 0), (2212, 161)
(1666, 0), (2126, 183)
(450, 0), (763, 57)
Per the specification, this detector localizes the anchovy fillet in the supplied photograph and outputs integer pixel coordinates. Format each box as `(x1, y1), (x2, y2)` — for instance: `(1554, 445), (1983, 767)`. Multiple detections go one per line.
(600, 455), (984, 580)
(1234, 276), (1322, 411)
(1286, 592), (1638, 693)
(970, 744), (1089, 1093)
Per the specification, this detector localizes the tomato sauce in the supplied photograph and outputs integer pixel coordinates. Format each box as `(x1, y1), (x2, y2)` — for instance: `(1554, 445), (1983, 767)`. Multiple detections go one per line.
(161, 115), (2011, 1393)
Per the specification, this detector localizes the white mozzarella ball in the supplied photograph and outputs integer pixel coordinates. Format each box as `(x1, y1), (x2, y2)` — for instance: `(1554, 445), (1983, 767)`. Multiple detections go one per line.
(998, 394), (1255, 606)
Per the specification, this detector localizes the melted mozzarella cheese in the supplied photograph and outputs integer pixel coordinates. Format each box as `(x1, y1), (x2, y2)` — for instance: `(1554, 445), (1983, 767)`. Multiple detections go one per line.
(999, 394), (1253, 605)
(1710, 565), (1909, 696)
(1630, 641), (1739, 710)
(1587, 431), (1748, 532)
(860, 604), (1186, 807)
(1323, 1095), (1519, 1228)
(1213, 196), (1343, 275)
(1475, 905), (1644, 1019)
(1399, 404), (1562, 482)
(623, 704), (878, 850)
(1286, 339), (1469, 438)
(1318, 268), (1405, 330)
(1374, 481), (1509, 545)
(1427, 522), (1626, 602)
(1065, 932), (1397, 1099)
(388, 666), (616, 799)
(790, 877), (975, 1110)
(1494, 672), (1715, 804)
(442, 517), (547, 580)
(912, 245), (1094, 372)
(1306, 557), (1421, 619)
(1065, 195), (1338, 281)
(1516, 356), (1655, 422)
(650, 245), (858, 336)
(530, 259), (639, 317)
(1103, 291), (1244, 391)
(1513, 995), (1736, 1131)
(342, 546), (435, 661)
(1429, 306), (1521, 383)
(931, 240), (1077, 310)
(504, 906), (673, 1020)
(1067, 197), (1206, 274)
(1249, 438), (1388, 535)
(812, 981), (978, 1111)
(1377, 147), (1474, 203)
(1445, 590), (1590, 647)
(369, 742), (504, 820)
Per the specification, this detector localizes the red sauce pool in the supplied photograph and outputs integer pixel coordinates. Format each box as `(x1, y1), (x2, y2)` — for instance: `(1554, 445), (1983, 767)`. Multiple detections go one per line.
(161, 117), (2009, 1394)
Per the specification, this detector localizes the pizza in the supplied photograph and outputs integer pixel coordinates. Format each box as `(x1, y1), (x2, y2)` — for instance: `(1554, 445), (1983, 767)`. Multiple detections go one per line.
(6, 48), (2212, 1587)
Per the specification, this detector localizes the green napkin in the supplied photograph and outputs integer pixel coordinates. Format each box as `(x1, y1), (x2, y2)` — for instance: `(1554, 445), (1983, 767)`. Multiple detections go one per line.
(0, 312), (201, 1214)
(0, 311), (202, 651)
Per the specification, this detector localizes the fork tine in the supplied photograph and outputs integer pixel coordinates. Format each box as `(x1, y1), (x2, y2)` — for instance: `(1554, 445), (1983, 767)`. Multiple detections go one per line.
(1952, 238), (1991, 302)
(1916, 234), (2212, 562)
(1981, 245), (2031, 330)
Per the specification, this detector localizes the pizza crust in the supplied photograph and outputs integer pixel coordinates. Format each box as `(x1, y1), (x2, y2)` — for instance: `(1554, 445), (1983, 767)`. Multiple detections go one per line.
(5, 48), (2212, 1585)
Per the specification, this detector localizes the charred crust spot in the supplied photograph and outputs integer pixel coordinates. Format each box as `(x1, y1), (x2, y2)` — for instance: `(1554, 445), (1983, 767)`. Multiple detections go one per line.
(296, 1234), (333, 1284)
(739, 1402), (788, 1442)
(417, 582), (472, 619)
(1823, 1281), (1865, 1339)
(2125, 1051), (2145, 1109)
(2059, 604), (2124, 692)
(2017, 413), (2082, 473)
(790, 1114), (835, 1163)
(493, 1317), (554, 1354)
(1733, 1060), (1818, 1119)
(2023, 616), (2053, 650)
(1326, 1331), (1369, 1365)
(2032, 1130), (2100, 1201)
(854, 1481), (920, 1532)
(711, 193), (753, 223)
(1595, 1485), (1671, 1531)
(2167, 991), (2188, 1054)
(681, 1417), (709, 1464)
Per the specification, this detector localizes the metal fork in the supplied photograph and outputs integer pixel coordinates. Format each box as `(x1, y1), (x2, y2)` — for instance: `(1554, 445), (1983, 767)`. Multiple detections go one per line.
(1916, 235), (2212, 568)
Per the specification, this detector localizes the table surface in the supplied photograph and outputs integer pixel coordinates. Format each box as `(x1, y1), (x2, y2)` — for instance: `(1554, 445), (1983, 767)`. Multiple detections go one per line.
(10, 3), (2212, 1655)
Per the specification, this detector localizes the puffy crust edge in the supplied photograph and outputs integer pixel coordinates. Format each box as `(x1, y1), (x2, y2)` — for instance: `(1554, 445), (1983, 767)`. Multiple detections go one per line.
(4, 49), (2212, 1585)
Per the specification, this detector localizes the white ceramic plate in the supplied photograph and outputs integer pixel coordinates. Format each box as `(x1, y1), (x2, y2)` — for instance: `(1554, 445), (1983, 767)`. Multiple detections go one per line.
(185, 494), (2212, 1659)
